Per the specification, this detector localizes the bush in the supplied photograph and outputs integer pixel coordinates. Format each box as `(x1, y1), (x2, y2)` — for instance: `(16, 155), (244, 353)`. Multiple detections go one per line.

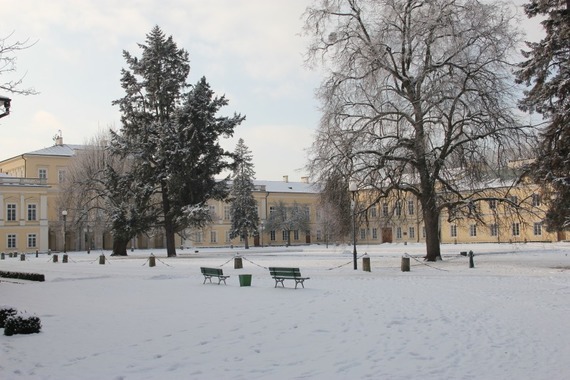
(0, 270), (45, 282)
(4, 313), (42, 336)
(0, 306), (17, 328)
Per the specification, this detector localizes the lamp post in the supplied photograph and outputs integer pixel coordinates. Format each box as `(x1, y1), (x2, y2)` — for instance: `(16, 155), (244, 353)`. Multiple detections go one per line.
(349, 182), (358, 270)
(62, 210), (68, 254)
(0, 95), (11, 119)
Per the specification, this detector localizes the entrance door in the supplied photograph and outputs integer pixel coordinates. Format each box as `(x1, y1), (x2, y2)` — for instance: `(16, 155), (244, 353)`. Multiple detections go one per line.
(382, 228), (393, 243)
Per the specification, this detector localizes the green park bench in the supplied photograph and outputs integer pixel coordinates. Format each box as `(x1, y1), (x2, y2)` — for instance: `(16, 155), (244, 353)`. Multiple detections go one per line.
(200, 267), (229, 285)
(268, 267), (310, 289)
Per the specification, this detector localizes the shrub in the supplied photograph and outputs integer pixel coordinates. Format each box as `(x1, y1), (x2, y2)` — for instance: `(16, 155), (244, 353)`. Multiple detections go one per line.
(4, 313), (42, 336)
(0, 306), (17, 328)
(0, 271), (45, 282)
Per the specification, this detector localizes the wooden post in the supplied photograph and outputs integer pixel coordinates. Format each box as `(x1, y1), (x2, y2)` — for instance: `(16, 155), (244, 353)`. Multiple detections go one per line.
(234, 256), (243, 269)
(62, 254), (68, 263)
(149, 255), (156, 267)
(401, 256), (410, 272)
(1, 252), (4, 260)
(99, 254), (105, 265)
(362, 254), (371, 272)
(468, 251), (475, 268)
(20, 253), (25, 261)
(53, 254), (59, 263)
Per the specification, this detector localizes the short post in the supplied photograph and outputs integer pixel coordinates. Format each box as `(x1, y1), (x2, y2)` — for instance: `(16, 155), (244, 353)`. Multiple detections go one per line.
(401, 256), (410, 272)
(1, 252), (4, 260)
(468, 250), (475, 268)
(20, 253), (25, 261)
(8, 252), (13, 258)
(53, 254), (59, 263)
(362, 254), (371, 272)
(234, 255), (243, 269)
(99, 254), (106, 265)
(149, 255), (156, 267)
(62, 254), (68, 263)
(36, 250), (39, 258)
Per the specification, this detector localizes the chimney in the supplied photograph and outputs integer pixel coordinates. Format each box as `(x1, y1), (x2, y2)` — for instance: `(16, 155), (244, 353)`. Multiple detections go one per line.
(301, 176), (309, 184)
(54, 130), (63, 146)
(283, 175), (289, 183)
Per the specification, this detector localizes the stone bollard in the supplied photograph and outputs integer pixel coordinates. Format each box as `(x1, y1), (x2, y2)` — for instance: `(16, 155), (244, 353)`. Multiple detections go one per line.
(401, 256), (411, 272)
(1, 252), (4, 260)
(53, 254), (59, 263)
(20, 253), (25, 261)
(362, 254), (371, 272)
(99, 254), (106, 265)
(62, 254), (68, 263)
(149, 255), (156, 267)
(36, 250), (39, 258)
(9, 252), (13, 258)
(234, 256), (243, 269)
(468, 250), (475, 268)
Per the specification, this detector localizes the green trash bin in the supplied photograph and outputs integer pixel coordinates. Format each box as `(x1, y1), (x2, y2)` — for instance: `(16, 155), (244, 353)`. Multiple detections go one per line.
(239, 274), (252, 287)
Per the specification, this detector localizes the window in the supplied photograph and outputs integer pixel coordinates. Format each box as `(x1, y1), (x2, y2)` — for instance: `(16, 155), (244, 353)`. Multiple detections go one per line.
(317, 230), (322, 240)
(488, 199), (497, 210)
(490, 224), (498, 237)
(422, 226), (426, 238)
(38, 168), (47, 179)
(533, 222), (542, 236)
(27, 204), (37, 221)
(370, 206), (377, 218)
(532, 193), (541, 207)
(194, 231), (203, 243)
(395, 201), (402, 216)
(7, 234), (16, 248)
(468, 201), (477, 214)
(282, 230), (288, 241)
(450, 224), (457, 238)
(469, 224), (477, 237)
(7, 204), (16, 221)
(396, 227), (402, 239)
(224, 206), (231, 220)
(382, 203), (389, 217)
(408, 200), (414, 215)
(209, 205), (216, 219)
(360, 228), (366, 240)
(27, 234), (37, 248)
(270, 230), (276, 241)
(409, 227), (415, 239)
(210, 231), (217, 243)
(294, 230), (299, 240)
(508, 195), (518, 205)
(225, 231), (231, 243)
(372, 228), (378, 239)
(269, 206), (276, 216)
(303, 206), (310, 219)
(58, 169), (66, 184)
(512, 223), (520, 236)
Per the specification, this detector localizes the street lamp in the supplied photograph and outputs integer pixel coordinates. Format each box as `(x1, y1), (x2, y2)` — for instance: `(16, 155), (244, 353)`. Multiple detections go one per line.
(349, 182), (358, 270)
(62, 210), (68, 253)
(0, 95), (11, 119)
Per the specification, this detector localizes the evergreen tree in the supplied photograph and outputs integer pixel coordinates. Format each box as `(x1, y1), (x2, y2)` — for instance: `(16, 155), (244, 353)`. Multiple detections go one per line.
(229, 139), (259, 249)
(111, 26), (244, 256)
(516, 0), (570, 231)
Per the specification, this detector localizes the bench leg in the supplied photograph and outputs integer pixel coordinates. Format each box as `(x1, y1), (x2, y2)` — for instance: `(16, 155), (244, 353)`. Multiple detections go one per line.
(275, 279), (285, 288)
(203, 275), (212, 284)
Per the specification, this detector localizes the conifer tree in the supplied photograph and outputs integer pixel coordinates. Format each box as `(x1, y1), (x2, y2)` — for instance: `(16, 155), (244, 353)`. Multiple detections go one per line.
(229, 139), (259, 249)
(516, 0), (570, 231)
(111, 26), (244, 256)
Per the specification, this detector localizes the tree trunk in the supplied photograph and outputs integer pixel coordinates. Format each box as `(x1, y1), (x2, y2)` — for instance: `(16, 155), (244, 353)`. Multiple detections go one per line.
(111, 238), (129, 256)
(421, 195), (442, 262)
(243, 228), (249, 249)
(161, 183), (177, 257)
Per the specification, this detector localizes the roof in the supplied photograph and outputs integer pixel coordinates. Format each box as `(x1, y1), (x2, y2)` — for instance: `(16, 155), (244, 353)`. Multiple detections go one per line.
(23, 144), (86, 157)
(253, 180), (319, 194)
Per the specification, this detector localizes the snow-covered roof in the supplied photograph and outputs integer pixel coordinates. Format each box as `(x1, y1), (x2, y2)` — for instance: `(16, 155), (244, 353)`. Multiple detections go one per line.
(24, 144), (86, 157)
(252, 180), (319, 194)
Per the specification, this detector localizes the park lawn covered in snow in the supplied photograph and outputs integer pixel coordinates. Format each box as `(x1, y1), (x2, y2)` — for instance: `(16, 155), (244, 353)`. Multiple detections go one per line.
(1, 242), (569, 380)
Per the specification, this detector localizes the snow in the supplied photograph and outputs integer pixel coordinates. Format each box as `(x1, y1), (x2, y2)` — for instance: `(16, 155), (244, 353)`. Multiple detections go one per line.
(1, 242), (569, 380)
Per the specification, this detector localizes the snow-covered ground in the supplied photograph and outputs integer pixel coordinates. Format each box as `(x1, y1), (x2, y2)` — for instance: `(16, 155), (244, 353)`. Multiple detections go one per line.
(1, 242), (569, 380)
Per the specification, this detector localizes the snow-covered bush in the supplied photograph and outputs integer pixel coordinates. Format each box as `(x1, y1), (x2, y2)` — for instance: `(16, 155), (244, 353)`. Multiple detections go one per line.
(0, 305), (17, 328)
(4, 312), (42, 336)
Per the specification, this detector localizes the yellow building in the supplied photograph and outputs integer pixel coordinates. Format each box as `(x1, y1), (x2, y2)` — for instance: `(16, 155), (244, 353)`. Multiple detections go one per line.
(1, 137), (565, 252)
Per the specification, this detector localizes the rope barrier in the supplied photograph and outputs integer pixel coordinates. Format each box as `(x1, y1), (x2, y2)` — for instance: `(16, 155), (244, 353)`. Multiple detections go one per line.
(404, 253), (449, 271)
(241, 256), (268, 269)
(326, 253), (369, 270)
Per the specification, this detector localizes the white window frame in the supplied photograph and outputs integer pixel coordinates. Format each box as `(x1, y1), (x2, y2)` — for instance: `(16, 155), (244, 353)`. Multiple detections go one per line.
(27, 234), (37, 248)
(7, 204), (16, 221)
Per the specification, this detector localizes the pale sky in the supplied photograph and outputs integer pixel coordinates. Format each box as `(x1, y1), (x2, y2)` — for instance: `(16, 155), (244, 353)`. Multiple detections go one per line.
(0, 0), (543, 181)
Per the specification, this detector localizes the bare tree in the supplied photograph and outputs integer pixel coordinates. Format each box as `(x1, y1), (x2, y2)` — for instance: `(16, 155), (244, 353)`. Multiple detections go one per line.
(266, 201), (310, 246)
(1, 32), (38, 96)
(304, 0), (535, 261)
